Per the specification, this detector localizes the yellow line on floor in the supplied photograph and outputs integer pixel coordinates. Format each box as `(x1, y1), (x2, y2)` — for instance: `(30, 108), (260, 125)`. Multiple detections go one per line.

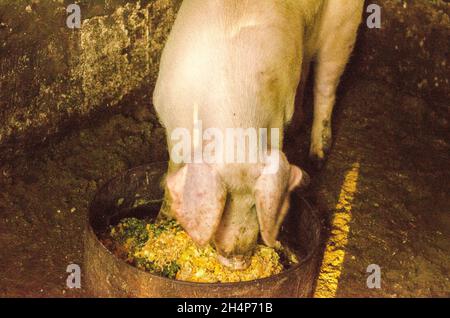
(314, 161), (361, 298)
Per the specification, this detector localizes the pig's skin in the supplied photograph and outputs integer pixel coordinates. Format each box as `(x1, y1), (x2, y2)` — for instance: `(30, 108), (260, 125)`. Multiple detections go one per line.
(153, 0), (363, 268)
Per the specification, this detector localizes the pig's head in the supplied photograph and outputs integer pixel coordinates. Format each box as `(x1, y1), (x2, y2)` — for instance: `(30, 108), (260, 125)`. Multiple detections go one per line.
(166, 150), (309, 269)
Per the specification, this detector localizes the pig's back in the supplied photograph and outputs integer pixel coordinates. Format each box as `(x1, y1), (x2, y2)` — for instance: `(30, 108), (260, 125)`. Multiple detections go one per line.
(153, 0), (318, 131)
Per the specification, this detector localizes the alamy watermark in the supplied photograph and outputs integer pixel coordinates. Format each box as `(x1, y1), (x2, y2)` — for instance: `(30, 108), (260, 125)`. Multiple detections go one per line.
(366, 4), (382, 29)
(66, 4), (81, 29)
(64, 3), (382, 30)
(366, 264), (382, 289)
(66, 263), (81, 289)
(171, 125), (280, 164)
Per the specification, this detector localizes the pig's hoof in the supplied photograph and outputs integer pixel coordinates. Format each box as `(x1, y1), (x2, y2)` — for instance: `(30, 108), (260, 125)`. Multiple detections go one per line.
(217, 255), (251, 270)
(309, 139), (331, 171)
(309, 151), (326, 171)
(310, 123), (332, 170)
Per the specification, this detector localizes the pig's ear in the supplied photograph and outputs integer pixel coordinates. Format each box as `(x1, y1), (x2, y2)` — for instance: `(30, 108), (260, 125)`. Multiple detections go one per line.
(289, 165), (310, 190)
(254, 155), (306, 247)
(166, 163), (227, 246)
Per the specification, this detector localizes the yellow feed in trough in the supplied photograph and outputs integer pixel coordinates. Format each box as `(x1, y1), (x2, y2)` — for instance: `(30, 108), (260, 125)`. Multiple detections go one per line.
(107, 218), (298, 283)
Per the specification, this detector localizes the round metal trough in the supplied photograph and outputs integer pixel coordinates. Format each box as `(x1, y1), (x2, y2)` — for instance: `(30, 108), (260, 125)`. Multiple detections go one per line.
(84, 162), (323, 297)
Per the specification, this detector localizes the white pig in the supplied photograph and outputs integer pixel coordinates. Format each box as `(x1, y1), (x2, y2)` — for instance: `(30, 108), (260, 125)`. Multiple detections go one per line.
(153, 0), (363, 269)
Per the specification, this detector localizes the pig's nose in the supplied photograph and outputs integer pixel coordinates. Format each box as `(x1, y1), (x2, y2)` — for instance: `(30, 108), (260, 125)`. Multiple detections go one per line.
(217, 254), (251, 270)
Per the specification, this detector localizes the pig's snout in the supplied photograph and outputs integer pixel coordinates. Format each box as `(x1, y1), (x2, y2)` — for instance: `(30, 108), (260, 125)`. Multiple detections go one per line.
(166, 157), (308, 270)
(217, 254), (251, 270)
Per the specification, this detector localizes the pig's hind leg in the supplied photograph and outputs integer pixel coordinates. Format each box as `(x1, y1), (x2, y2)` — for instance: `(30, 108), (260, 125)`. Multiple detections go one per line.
(309, 2), (363, 168)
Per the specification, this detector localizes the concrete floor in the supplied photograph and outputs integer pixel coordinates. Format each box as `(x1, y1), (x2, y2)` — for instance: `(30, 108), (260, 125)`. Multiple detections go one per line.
(286, 78), (450, 297)
(0, 78), (449, 297)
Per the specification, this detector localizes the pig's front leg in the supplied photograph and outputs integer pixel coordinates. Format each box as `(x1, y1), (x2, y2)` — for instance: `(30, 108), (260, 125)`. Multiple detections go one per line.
(157, 189), (174, 222)
(157, 160), (181, 221)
